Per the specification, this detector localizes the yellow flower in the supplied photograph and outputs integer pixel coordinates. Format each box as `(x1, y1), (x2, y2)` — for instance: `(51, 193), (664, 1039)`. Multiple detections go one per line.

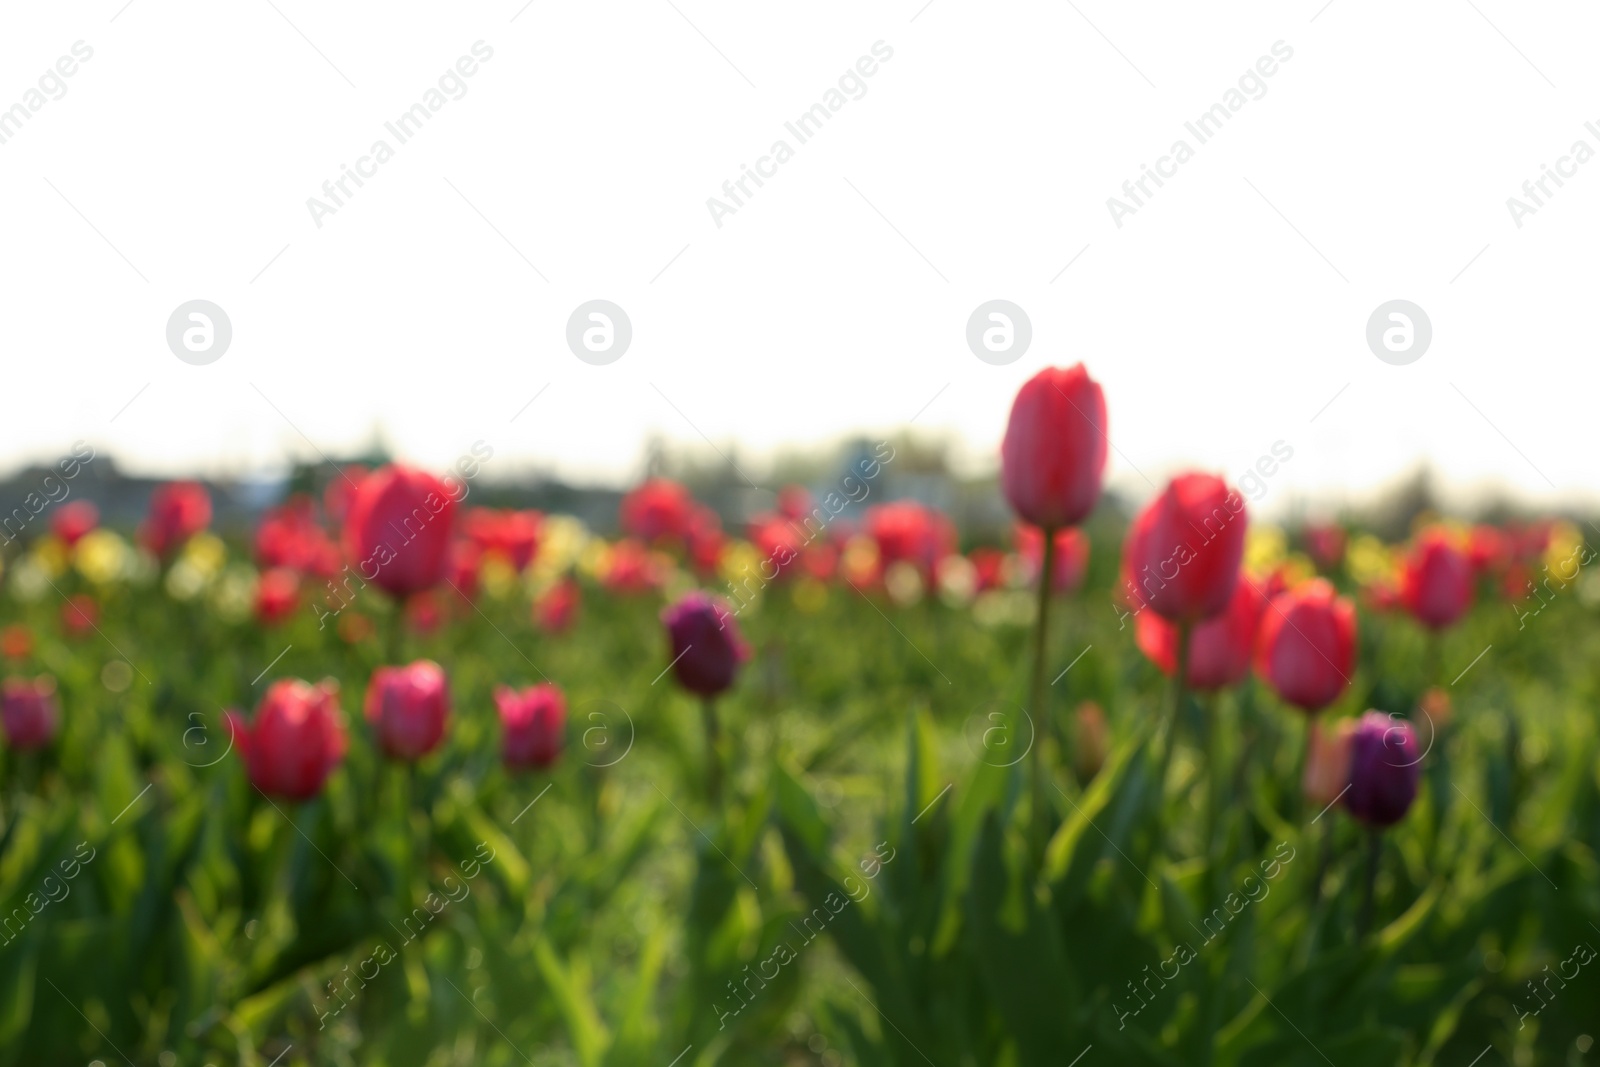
(481, 556), (518, 599)
(1245, 526), (1287, 574)
(32, 537), (69, 578)
(1346, 534), (1397, 586)
(841, 536), (880, 585)
(532, 515), (588, 579)
(718, 540), (763, 586)
(75, 529), (132, 585)
(180, 533), (228, 578)
(1545, 520), (1585, 577)
(576, 538), (609, 579)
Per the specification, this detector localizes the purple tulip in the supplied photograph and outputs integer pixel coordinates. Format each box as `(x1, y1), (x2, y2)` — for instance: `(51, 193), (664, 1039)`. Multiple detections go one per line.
(1342, 710), (1421, 828)
(1, 675), (61, 750)
(660, 592), (748, 698)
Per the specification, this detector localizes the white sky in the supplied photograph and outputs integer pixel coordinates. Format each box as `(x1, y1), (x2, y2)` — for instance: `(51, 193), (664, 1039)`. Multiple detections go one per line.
(1, 0), (1595, 514)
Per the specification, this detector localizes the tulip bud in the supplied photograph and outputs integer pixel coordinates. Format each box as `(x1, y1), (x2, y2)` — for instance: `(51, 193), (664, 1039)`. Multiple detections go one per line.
(1136, 576), (1265, 690)
(1121, 473), (1249, 623)
(342, 465), (458, 599)
(364, 660), (450, 761)
(661, 592), (749, 698)
(777, 485), (814, 522)
(496, 683), (566, 770)
(141, 481), (212, 560)
(1302, 717), (1355, 808)
(1073, 701), (1109, 783)
(534, 578), (580, 635)
(602, 539), (663, 595)
(60, 595), (99, 639)
(51, 501), (99, 548)
(445, 541), (483, 600)
(1399, 528), (1473, 630)
(867, 502), (955, 578)
(255, 567), (300, 626)
(1418, 686), (1452, 733)
(1254, 578), (1357, 713)
(1015, 523), (1090, 595)
(1000, 364), (1109, 530)
(1342, 711), (1421, 827)
(0, 625), (32, 661)
(227, 679), (347, 799)
(1, 675), (60, 750)
(620, 479), (695, 544)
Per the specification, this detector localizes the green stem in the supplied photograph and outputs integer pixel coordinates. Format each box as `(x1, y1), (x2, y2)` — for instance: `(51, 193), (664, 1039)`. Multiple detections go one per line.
(1028, 529), (1058, 867)
(1203, 691), (1224, 878)
(386, 604), (405, 665)
(1310, 813), (1334, 910)
(1155, 620), (1193, 803)
(1359, 829), (1382, 937)
(701, 698), (723, 806)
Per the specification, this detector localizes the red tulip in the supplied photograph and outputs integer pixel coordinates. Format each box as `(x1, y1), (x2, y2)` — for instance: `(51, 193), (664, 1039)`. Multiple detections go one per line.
(1304, 524), (1346, 570)
(342, 465), (458, 599)
(1362, 578), (1401, 614)
(1506, 520), (1552, 562)
(463, 508), (542, 571)
(1014, 523), (1089, 594)
(1, 675), (60, 750)
(364, 660), (449, 761)
(61, 595), (98, 638)
(749, 514), (805, 581)
(226, 679), (347, 799)
(405, 591), (445, 634)
(685, 505), (726, 575)
(601, 540), (662, 594)
(534, 578), (580, 634)
(444, 541), (483, 601)
(496, 683), (566, 770)
(51, 501), (99, 547)
(620, 479), (695, 544)
(801, 542), (839, 581)
(1000, 364), (1109, 530)
(1121, 473), (1248, 623)
(255, 567), (300, 626)
(661, 592), (749, 698)
(1501, 562), (1531, 603)
(777, 485), (814, 522)
(1136, 577), (1265, 690)
(1399, 528), (1473, 630)
(0, 625), (32, 661)
(1466, 525), (1509, 575)
(141, 481), (211, 559)
(1254, 578), (1356, 713)
(968, 548), (1006, 592)
(866, 502), (954, 577)
(256, 496), (337, 575)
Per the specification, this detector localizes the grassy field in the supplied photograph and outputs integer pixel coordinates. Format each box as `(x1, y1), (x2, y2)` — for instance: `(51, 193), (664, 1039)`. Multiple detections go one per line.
(0, 505), (1596, 1067)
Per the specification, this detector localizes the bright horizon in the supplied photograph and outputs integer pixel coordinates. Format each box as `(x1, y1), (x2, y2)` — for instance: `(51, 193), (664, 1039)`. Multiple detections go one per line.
(3, 0), (1596, 518)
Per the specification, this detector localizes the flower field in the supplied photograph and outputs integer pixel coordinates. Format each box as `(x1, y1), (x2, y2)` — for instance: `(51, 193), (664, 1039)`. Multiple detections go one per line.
(1, 368), (1597, 1067)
